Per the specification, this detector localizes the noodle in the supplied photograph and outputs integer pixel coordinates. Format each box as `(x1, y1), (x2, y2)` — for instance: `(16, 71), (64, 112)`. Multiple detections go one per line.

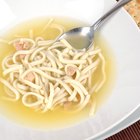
(0, 19), (106, 115)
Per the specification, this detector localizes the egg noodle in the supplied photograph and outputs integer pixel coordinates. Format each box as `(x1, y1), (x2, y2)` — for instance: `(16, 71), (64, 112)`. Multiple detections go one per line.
(0, 19), (106, 115)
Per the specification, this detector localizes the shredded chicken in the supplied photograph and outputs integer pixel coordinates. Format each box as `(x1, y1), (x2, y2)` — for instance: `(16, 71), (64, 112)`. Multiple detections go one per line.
(65, 64), (77, 76)
(63, 101), (72, 109)
(14, 40), (30, 58)
(25, 72), (35, 82)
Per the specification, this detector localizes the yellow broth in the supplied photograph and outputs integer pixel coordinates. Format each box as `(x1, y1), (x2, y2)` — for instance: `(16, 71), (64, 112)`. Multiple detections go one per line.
(0, 17), (115, 129)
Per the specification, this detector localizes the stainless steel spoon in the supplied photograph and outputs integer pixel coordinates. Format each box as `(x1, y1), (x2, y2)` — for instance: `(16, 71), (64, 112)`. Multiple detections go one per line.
(59, 0), (132, 50)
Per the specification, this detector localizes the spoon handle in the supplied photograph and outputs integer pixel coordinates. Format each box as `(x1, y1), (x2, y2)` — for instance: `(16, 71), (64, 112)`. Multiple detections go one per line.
(92, 0), (132, 30)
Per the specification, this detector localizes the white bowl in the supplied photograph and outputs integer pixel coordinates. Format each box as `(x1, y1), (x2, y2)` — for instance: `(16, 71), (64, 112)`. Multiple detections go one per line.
(0, 0), (140, 140)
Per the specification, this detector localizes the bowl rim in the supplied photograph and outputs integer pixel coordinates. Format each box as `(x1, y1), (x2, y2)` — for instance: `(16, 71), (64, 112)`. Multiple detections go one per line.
(88, 7), (140, 140)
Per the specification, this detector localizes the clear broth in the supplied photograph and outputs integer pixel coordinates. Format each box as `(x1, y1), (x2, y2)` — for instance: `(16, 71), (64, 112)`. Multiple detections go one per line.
(0, 17), (115, 130)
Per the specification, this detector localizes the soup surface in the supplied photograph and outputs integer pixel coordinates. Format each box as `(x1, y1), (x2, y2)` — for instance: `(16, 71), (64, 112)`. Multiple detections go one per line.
(0, 17), (115, 129)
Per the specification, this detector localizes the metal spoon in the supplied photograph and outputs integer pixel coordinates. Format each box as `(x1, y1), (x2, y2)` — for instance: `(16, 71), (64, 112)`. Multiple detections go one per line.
(59, 0), (132, 50)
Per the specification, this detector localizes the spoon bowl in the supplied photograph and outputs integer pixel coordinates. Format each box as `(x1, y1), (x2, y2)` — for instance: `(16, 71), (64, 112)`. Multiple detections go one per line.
(59, 27), (94, 50)
(59, 0), (132, 50)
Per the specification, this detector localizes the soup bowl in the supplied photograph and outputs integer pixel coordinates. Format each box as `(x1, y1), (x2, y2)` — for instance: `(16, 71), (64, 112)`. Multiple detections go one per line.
(0, 0), (140, 139)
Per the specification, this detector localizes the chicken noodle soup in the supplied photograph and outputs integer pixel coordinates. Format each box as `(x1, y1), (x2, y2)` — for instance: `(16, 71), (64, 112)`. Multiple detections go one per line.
(0, 17), (115, 129)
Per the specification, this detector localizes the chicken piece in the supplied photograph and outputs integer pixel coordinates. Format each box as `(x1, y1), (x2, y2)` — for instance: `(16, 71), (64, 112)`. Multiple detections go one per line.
(14, 40), (29, 59)
(14, 41), (27, 50)
(65, 64), (77, 76)
(25, 72), (35, 82)
(63, 101), (72, 110)
(19, 54), (26, 59)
